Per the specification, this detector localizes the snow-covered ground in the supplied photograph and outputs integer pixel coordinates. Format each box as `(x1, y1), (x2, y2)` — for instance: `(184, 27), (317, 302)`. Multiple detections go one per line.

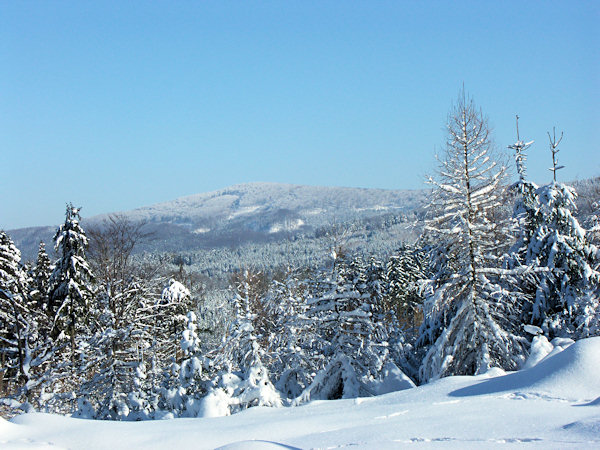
(2, 337), (600, 449)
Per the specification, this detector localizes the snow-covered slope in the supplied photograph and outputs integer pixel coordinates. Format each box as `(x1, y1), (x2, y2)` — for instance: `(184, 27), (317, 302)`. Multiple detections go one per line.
(82, 182), (425, 241)
(8, 183), (427, 260)
(3, 337), (599, 449)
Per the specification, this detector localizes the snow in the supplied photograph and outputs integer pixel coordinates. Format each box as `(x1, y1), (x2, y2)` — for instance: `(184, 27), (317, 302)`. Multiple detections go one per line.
(215, 442), (299, 450)
(268, 219), (305, 234)
(522, 335), (554, 369)
(366, 361), (416, 395)
(161, 279), (191, 303)
(85, 182), (425, 230)
(227, 205), (262, 221)
(451, 337), (599, 401)
(3, 337), (600, 448)
(353, 205), (398, 212)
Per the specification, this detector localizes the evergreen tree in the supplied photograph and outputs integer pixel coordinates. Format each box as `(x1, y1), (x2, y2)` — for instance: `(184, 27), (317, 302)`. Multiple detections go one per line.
(156, 279), (193, 359)
(504, 118), (541, 325)
(385, 245), (427, 337)
(0, 231), (29, 389)
(364, 256), (392, 349)
(300, 258), (389, 400)
(47, 204), (94, 355)
(263, 269), (313, 399)
(504, 128), (600, 338)
(178, 312), (205, 405)
(506, 116), (539, 263)
(0, 233), (56, 414)
(523, 132), (600, 336)
(30, 242), (52, 313)
(418, 91), (527, 382)
(156, 310), (208, 418)
(205, 271), (281, 415)
(77, 289), (138, 420)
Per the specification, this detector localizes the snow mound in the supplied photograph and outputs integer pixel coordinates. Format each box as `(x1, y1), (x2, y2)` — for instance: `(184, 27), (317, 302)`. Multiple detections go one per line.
(451, 337), (600, 401)
(198, 388), (232, 418)
(0, 417), (13, 431)
(0, 417), (19, 438)
(215, 441), (300, 450)
(522, 335), (554, 369)
(367, 361), (416, 395)
(563, 419), (600, 439)
(0, 440), (62, 449)
(582, 396), (600, 406)
(1, 416), (63, 449)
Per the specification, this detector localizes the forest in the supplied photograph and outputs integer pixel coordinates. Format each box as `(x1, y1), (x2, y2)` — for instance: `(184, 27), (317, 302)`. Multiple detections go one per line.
(1, 92), (599, 420)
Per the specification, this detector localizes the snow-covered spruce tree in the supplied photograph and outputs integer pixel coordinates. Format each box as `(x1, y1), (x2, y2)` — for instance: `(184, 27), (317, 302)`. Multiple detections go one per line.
(151, 279), (213, 418)
(217, 269), (270, 372)
(578, 184), (600, 336)
(202, 270), (281, 417)
(1, 232), (69, 416)
(77, 290), (134, 420)
(0, 233), (56, 415)
(417, 91), (527, 382)
(156, 279), (193, 360)
(506, 116), (539, 264)
(47, 204), (94, 357)
(150, 306), (206, 419)
(504, 117), (542, 326)
(75, 216), (162, 420)
(379, 246), (429, 382)
(168, 311), (208, 417)
(263, 268), (313, 399)
(77, 285), (144, 420)
(30, 242), (52, 313)
(586, 185), (600, 248)
(0, 231), (30, 392)
(363, 256), (393, 347)
(298, 257), (397, 401)
(34, 204), (95, 413)
(229, 269), (271, 343)
(524, 130), (600, 337)
(28, 241), (55, 371)
(361, 256), (416, 391)
(385, 245), (428, 337)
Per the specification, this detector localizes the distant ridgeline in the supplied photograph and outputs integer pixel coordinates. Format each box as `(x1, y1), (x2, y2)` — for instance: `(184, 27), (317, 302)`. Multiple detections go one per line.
(8, 179), (598, 278)
(8, 182), (428, 273)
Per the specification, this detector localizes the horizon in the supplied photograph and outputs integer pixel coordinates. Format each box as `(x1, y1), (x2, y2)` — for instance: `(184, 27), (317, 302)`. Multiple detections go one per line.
(2, 1), (599, 229)
(7, 174), (599, 231)
(9, 180), (428, 230)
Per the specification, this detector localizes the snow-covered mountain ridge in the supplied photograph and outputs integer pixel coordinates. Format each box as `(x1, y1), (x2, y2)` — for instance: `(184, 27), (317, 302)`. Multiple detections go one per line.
(9, 182), (427, 261)
(96, 182), (424, 226)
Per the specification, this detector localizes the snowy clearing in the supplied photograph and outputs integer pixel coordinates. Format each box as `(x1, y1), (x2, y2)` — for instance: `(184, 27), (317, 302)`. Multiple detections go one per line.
(2, 337), (600, 449)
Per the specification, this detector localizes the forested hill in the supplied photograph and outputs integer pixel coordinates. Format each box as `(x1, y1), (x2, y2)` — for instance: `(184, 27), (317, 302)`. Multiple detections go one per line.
(8, 182), (428, 261)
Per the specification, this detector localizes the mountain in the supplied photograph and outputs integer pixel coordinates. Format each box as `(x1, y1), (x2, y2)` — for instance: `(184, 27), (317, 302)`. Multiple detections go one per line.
(8, 182), (428, 262)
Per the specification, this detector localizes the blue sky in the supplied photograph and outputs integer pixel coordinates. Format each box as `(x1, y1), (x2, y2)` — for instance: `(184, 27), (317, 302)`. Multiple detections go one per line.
(1, 1), (598, 229)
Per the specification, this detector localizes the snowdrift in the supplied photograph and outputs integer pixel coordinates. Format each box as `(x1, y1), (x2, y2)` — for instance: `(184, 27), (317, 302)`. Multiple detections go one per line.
(3, 337), (600, 449)
(215, 441), (300, 450)
(451, 336), (600, 400)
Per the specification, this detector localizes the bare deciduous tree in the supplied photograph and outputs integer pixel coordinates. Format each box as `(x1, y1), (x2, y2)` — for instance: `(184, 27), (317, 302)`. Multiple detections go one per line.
(418, 89), (526, 381)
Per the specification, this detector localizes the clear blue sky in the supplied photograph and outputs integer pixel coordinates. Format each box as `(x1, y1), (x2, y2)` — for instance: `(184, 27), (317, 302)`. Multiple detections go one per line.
(1, 1), (598, 229)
